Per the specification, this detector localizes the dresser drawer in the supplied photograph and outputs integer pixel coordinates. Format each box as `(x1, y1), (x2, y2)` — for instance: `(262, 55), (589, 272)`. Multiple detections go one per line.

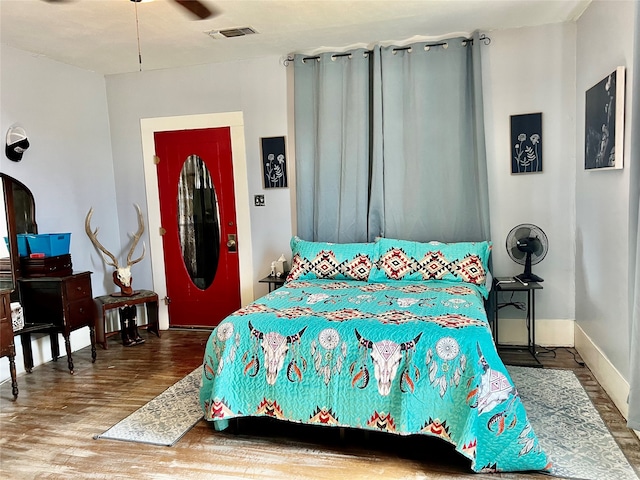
(66, 298), (95, 330)
(0, 317), (14, 357)
(64, 274), (92, 303)
(21, 254), (72, 278)
(0, 291), (15, 357)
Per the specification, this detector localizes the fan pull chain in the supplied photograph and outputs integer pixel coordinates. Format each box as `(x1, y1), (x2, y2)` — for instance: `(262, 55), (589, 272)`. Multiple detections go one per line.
(134, 0), (142, 71)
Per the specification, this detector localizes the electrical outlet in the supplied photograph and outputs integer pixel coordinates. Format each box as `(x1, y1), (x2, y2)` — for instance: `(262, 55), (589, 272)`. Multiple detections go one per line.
(254, 195), (265, 206)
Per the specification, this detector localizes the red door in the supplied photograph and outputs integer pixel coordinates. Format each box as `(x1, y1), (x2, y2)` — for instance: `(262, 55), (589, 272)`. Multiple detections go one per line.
(154, 127), (240, 328)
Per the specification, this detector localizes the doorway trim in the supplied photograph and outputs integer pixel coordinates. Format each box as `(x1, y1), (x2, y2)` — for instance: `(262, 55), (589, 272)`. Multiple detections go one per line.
(140, 112), (254, 330)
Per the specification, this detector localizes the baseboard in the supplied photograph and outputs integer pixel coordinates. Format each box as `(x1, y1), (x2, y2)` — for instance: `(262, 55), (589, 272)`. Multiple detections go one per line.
(574, 324), (630, 422)
(496, 318), (575, 347)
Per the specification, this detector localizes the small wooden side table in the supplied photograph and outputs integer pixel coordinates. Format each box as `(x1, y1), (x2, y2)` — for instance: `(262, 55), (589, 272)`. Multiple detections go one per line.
(94, 290), (160, 349)
(259, 274), (287, 293)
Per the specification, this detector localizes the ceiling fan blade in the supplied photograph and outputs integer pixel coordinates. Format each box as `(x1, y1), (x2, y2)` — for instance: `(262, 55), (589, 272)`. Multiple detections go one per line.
(173, 0), (217, 20)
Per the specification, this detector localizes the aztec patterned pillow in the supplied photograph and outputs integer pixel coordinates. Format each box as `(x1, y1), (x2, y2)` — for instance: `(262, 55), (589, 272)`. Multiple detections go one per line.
(370, 237), (492, 296)
(286, 236), (376, 282)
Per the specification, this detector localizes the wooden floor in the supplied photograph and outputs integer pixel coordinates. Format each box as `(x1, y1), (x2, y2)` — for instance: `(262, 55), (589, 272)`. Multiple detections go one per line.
(1, 330), (639, 480)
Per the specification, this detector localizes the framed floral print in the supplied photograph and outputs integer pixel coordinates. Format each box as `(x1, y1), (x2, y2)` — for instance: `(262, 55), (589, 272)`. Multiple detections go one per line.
(261, 136), (288, 188)
(510, 113), (542, 174)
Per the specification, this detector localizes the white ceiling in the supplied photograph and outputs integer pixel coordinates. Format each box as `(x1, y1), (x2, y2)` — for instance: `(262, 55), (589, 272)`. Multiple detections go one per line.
(0, 0), (591, 76)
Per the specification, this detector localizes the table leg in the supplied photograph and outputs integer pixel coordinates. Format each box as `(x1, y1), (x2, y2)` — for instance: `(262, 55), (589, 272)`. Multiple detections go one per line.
(50, 332), (60, 361)
(64, 335), (74, 374)
(90, 326), (97, 362)
(19, 333), (34, 373)
(494, 294), (499, 345)
(146, 300), (160, 338)
(525, 289), (531, 351)
(527, 289), (541, 366)
(8, 354), (18, 399)
(531, 289), (536, 356)
(95, 303), (108, 350)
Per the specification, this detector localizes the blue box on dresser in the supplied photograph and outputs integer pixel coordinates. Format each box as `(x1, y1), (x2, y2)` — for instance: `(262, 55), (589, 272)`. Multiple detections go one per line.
(25, 233), (71, 257)
(3, 234), (29, 257)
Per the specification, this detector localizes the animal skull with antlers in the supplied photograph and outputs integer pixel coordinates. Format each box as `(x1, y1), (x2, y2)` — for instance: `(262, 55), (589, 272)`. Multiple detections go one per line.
(85, 204), (146, 296)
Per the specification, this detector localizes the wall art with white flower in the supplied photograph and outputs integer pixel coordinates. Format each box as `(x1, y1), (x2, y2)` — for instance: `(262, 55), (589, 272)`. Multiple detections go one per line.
(585, 66), (625, 170)
(261, 136), (288, 188)
(510, 112), (542, 174)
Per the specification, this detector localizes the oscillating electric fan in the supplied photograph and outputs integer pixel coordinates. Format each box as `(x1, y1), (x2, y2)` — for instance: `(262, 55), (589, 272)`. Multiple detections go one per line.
(505, 224), (548, 283)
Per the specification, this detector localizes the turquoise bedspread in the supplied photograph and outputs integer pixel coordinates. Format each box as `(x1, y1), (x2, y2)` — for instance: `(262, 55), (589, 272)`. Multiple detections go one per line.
(199, 278), (550, 473)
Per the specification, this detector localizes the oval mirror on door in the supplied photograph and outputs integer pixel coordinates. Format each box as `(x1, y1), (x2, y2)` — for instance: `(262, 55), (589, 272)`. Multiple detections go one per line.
(177, 155), (221, 290)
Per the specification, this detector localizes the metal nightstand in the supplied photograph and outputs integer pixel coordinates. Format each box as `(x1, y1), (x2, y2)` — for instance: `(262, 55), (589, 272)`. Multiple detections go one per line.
(492, 277), (543, 367)
(259, 274), (287, 292)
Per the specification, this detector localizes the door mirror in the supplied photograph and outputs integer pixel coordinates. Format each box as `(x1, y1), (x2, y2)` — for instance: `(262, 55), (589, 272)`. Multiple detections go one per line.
(177, 155), (221, 290)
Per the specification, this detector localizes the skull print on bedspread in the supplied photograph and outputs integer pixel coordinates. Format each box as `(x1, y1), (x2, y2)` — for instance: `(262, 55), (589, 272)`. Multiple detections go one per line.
(247, 321), (307, 385)
(354, 329), (422, 396)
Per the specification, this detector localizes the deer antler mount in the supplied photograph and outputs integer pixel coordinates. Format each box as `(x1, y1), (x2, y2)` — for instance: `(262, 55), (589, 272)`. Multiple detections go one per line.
(85, 204), (146, 297)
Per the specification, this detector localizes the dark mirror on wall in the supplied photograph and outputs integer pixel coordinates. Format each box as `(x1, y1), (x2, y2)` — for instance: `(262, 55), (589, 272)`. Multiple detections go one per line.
(177, 155), (221, 290)
(0, 174), (37, 291)
(12, 184), (37, 235)
(0, 183), (12, 291)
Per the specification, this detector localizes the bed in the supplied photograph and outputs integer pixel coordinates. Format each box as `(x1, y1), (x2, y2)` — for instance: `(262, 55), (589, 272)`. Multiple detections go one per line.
(199, 237), (550, 473)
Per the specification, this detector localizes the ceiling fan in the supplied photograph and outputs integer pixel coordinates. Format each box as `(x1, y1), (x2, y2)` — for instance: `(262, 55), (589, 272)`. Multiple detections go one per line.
(44, 0), (220, 70)
(43, 0), (219, 20)
(137, 0), (217, 20)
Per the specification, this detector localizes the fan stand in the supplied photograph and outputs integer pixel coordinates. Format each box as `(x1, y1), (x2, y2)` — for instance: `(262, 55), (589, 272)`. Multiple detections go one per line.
(515, 252), (544, 283)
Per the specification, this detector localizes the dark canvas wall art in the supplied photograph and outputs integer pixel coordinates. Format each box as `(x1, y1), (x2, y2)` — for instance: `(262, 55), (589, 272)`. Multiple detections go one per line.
(585, 67), (625, 170)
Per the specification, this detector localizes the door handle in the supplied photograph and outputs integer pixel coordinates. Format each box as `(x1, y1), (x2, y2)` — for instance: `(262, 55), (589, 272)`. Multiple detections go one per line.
(227, 234), (237, 252)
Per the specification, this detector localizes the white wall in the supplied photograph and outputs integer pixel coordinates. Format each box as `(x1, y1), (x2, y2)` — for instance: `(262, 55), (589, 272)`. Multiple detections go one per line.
(0, 45), (119, 381)
(104, 56), (293, 303)
(575, 0), (636, 382)
(0, 49), (293, 383)
(482, 23), (577, 344)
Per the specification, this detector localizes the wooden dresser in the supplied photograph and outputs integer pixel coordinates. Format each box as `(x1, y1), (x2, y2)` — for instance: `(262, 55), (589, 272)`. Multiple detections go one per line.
(0, 289), (18, 398)
(18, 271), (97, 374)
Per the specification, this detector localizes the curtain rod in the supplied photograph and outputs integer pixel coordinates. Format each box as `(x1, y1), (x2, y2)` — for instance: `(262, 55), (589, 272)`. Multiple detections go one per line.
(284, 34), (491, 66)
(299, 51), (371, 63)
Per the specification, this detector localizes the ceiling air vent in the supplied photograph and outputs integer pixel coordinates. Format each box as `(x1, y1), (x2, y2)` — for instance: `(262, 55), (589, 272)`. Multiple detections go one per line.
(206, 27), (258, 39)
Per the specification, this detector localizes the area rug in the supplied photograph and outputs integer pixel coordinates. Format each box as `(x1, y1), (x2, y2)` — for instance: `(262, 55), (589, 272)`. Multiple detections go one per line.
(95, 365), (638, 480)
(509, 366), (638, 480)
(94, 366), (203, 446)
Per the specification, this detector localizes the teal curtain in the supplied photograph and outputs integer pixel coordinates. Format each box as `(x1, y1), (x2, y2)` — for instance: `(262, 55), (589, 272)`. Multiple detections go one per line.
(293, 50), (371, 243)
(294, 33), (489, 244)
(370, 33), (490, 242)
